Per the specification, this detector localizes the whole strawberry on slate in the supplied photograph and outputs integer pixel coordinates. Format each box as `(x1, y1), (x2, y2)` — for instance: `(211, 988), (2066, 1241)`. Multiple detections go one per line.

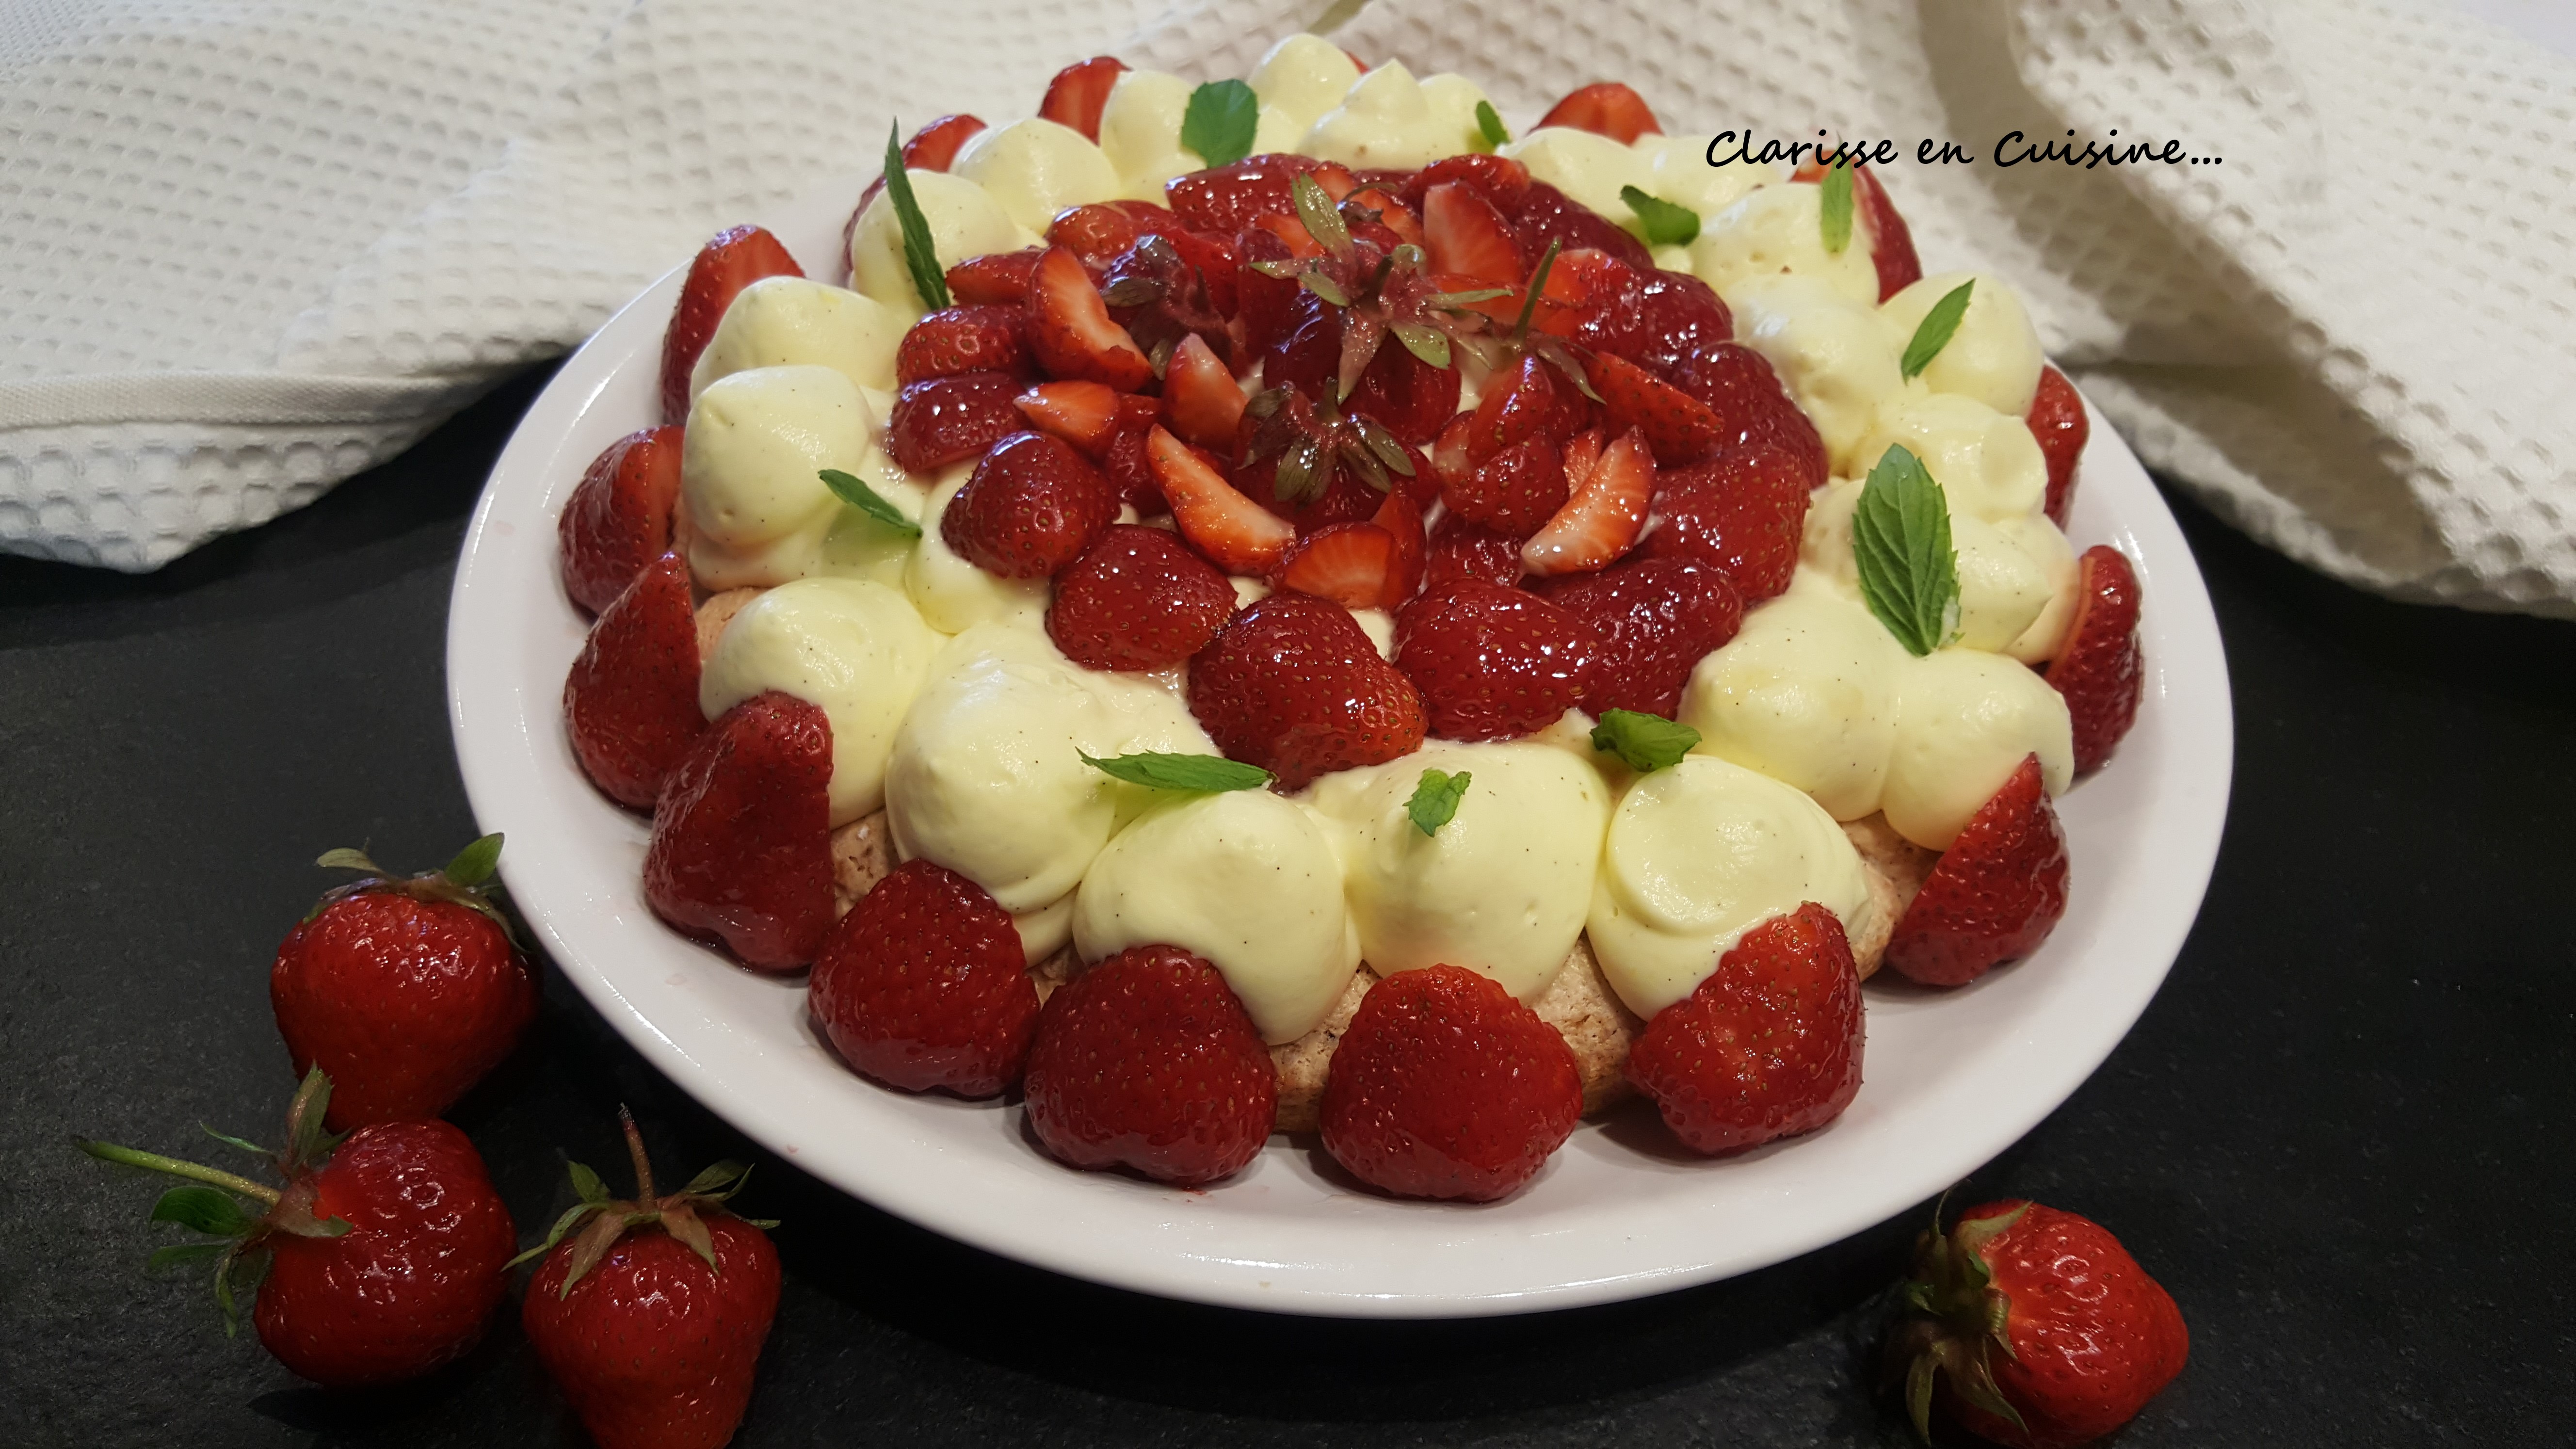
(271, 832), (538, 1131)
(77, 1067), (516, 1386)
(1890, 1198), (2189, 1447)
(518, 1108), (782, 1449)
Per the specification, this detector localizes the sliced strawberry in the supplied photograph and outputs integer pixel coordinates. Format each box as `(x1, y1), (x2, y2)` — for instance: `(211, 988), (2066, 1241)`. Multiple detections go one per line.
(1348, 332), (1461, 446)
(1521, 426), (1654, 577)
(902, 114), (987, 172)
(1510, 180), (1653, 272)
(1187, 592), (1427, 789)
(941, 431), (1120, 579)
(1399, 154), (1532, 213)
(2047, 546), (2145, 774)
(1671, 344), (1829, 489)
(1343, 186), (1423, 247)
(1446, 434), (1569, 538)
(1047, 203), (1153, 268)
(1038, 56), (1127, 142)
(1644, 445), (1814, 601)
(563, 551), (705, 809)
(1884, 756), (2069, 987)
(1147, 425), (1296, 575)
(1626, 903), (1863, 1153)
(1537, 82), (1661, 144)
(1395, 580), (1598, 741)
(808, 860), (1036, 1096)
(2029, 364), (2089, 528)
(1425, 515), (1527, 591)
(643, 691), (835, 971)
(1161, 332), (1246, 447)
(1023, 945), (1275, 1186)
(894, 305), (1029, 386)
(1277, 522), (1397, 612)
(1587, 352), (1721, 465)
(1013, 379), (1123, 458)
(1561, 426), (1605, 493)
(1048, 523), (1238, 671)
(1374, 487), (1426, 608)
(1535, 554), (1743, 717)
(660, 225), (802, 425)
(558, 426), (684, 615)
(886, 370), (1024, 473)
(946, 247), (1043, 306)
(1025, 246), (1154, 391)
(1422, 182), (1524, 286)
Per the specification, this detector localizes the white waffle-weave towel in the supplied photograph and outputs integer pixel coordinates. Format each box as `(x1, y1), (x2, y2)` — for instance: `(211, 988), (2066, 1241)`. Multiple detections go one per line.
(3, 0), (2572, 617)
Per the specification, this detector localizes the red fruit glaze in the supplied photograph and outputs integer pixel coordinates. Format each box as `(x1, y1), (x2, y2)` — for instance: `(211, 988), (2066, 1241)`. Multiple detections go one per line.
(809, 860), (1038, 1096)
(1047, 523), (1237, 670)
(1535, 554), (1743, 718)
(1521, 425), (1655, 577)
(1394, 580), (1597, 741)
(895, 305), (1030, 386)
(1671, 344), (1829, 488)
(1625, 902), (1863, 1154)
(941, 430), (1120, 579)
(947, 247), (1044, 306)
(1320, 965), (1582, 1202)
(1187, 592), (1427, 789)
(2047, 546), (2145, 773)
(1022, 945), (1277, 1187)
(644, 691), (835, 970)
(902, 113), (987, 172)
(559, 426), (684, 615)
(1026, 246), (1155, 391)
(1147, 425), (1296, 574)
(1644, 445), (1815, 601)
(1422, 181), (1524, 286)
(886, 370), (1025, 473)
(257, 1121), (515, 1386)
(1446, 434), (1570, 537)
(660, 225), (801, 425)
(1537, 82), (1661, 143)
(1013, 379), (1126, 457)
(564, 551), (706, 808)
(1037, 56), (1127, 142)
(2029, 364), (2089, 528)
(1587, 351), (1722, 465)
(1884, 755), (2070, 987)
(1161, 332), (1246, 447)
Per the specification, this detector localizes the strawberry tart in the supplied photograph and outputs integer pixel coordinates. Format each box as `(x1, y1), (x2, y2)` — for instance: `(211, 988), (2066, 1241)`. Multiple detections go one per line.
(552, 36), (2145, 1202)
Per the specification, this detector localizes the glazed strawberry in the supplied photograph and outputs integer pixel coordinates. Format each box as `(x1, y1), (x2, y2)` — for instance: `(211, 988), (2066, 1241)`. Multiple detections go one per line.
(1162, 331), (1246, 446)
(886, 370), (1025, 473)
(1569, 268), (1733, 380)
(1013, 379), (1127, 457)
(1522, 425), (1655, 576)
(1188, 591), (1427, 789)
(1424, 514), (1526, 590)
(1373, 485), (1426, 605)
(520, 1111), (782, 1449)
(895, 305), (1029, 386)
(1047, 202), (1161, 266)
(1233, 224), (1304, 356)
(1341, 184), (1423, 247)
(1398, 153), (1532, 213)
(1047, 523), (1237, 670)
(1422, 181), (1523, 286)
(941, 430), (1119, 578)
(1884, 755), (2069, 987)
(1790, 161), (1922, 300)
(901, 113), (986, 172)
(1167, 153), (1329, 234)
(2028, 364), (2089, 528)
(1258, 284), (1343, 402)
(644, 691), (835, 971)
(1320, 965), (1582, 1202)
(80, 1069), (514, 1386)
(1025, 245), (1155, 391)
(1394, 580), (1598, 741)
(1511, 180), (1653, 272)
(564, 551), (705, 808)
(1038, 55), (1127, 142)
(1894, 1200), (2189, 1449)
(1644, 445), (1814, 600)
(1671, 343), (1829, 488)
(1147, 424), (1296, 574)
(1463, 352), (1586, 465)
(1429, 411), (1473, 489)
(272, 836), (538, 1131)
(1097, 230), (1237, 363)
(1103, 424), (1160, 513)
(1446, 434), (1571, 536)
(1022, 945), (1277, 1186)
(1537, 81), (1661, 143)
(1347, 328), (1462, 445)
(2047, 547), (2144, 774)
(1276, 520), (1399, 611)
(1536, 554), (1743, 718)
(946, 247), (1044, 305)
(1587, 351), (1722, 465)
(1625, 902), (1864, 1154)
(660, 225), (801, 424)
(809, 861), (1038, 1095)
(559, 426), (685, 614)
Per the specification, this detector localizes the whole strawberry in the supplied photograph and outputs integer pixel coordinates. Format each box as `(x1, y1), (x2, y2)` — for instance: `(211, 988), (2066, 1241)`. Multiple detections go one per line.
(1394, 579), (1598, 741)
(1892, 1199), (2188, 1448)
(1320, 965), (1582, 1202)
(520, 1109), (782, 1449)
(1625, 902), (1864, 1154)
(271, 833), (537, 1131)
(79, 1068), (515, 1386)
(644, 691), (837, 971)
(1047, 523), (1237, 671)
(1186, 592), (1426, 791)
(808, 860), (1039, 1096)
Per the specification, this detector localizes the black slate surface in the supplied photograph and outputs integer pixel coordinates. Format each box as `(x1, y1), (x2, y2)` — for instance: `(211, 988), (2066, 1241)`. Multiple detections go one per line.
(4, 368), (2572, 1446)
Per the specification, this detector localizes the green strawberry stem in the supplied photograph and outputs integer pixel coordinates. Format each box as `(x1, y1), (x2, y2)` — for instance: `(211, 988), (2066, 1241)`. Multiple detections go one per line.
(74, 1140), (281, 1206)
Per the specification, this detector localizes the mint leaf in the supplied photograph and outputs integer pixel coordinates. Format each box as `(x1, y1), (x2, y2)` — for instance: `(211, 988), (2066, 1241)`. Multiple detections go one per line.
(1900, 279), (1975, 380)
(151, 1186), (255, 1237)
(443, 832), (502, 887)
(1852, 444), (1960, 656)
(819, 468), (922, 537)
(1819, 163), (1854, 254)
(1406, 769), (1472, 836)
(883, 121), (952, 311)
(1475, 100), (1510, 151)
(1589, 709), (1701, 772)
(1181, 80), (1260, 168)
(1619, 185), (1700, 247)
(1081, 751), (1273, 793)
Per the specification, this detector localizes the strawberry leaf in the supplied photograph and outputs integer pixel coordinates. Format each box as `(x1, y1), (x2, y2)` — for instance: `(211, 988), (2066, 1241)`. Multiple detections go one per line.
(1180, 80), (1260, 168)
(1589, 709), (1701, 772)
(1406, 769), (1472, 836)
(1900, 279), (1976, 380)
(150, 1185), (256, 1237)
(1080, 751), (1273, 793)
(147, 1241), (231, 1271)
(199, 1126), (270, 1158)
(566, 1158), (612, 1206)
(819, 468), (923, 538)
(442, 832), (503, 888)
(1819, 162), (1854, 254)
(1389, 320), (1450, 370)
(1852, 444), (1961, 656)
(883, 121), (953, 311)
(1619, 185), (1700, 247)
(1475, 100), (1510, 151)
(314, 847), (382, 875)
(1292, 173), (1352, 260)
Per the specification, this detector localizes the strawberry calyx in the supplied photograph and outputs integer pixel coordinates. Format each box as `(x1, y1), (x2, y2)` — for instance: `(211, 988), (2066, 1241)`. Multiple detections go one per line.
(306, 832), (517, 943)
(1889, 1196), (2035, 1443)
(510, 1106), (775, 1296)
(1241, 383), (1417, 504)
(1248, 174), (1508, 400)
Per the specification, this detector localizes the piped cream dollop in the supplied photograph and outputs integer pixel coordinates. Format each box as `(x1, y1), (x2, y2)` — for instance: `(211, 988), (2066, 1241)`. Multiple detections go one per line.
(1692, 182), (1882, 308)
(1248, 34), (1364, 139)
(1680, 574), (1908, 821)
(1880, 648), (2073, 849)
(682, 365), (886, 589)
(1723, 274), (1903, 476)
(698, 577), (942, 826)
(1878, 271), (2044, 419)
(850, 170), (1028, 319)
(950, 117), (1124, 236)
(688, 276), (905, 403)
(1301, 61), (1483, 170)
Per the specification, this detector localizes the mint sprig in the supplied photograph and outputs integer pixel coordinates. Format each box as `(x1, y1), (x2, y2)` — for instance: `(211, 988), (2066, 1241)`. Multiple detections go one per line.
(1619, 185), (1700, 247)
(882, 121), (951, 311)
(1819, 162), (1854, 254)
(1590, 709), (1700, 772)
(1900, 279), (1975, 380)
(1475, 100), (1510, 151)
(819, 468), (922, 538)
(1852, 444), (1960, 656)
(1181, 80), (1260, 168)
(1081, 751), (1272, 793)
(1406, 768), (1472, 836)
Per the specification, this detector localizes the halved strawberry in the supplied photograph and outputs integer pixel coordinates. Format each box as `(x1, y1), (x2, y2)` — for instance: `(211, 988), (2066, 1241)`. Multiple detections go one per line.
(1343, 186), (1423, 247)
(1374, 486), (1426, 608)
(809, 859), (1035, 1096)
(1162, 332), (1246, 447)
(1643, 445), (1813, 601)
(2047, 546), (2144, 773)
(1025, 246), (1155, 391)
(660, 225), (802, 425)
(563, 551), (705, 809)
(946, 247), (1043, 306)
(1187, 593), (1427, 789)
(1789, 161), (1922, 301)
(1522, 426), (1654, 577)
(643, 691), (835, 971)
(886, 371), (1025, 473)
(1537, 82), (1660, 143)
(1587, 352), (1721, 465)
(941, 431), (1120, 578)
(1399, 154), (1532, 213)
(1013, 379), (1124, 458)
(1884, 756), (2069, 987)
(1048, 524), (1237, 671)
(1571, 269), (1733, 379)
(894, 305), (1029, 386)
(1671, 344), (1828, 488)
(1561, 426), (1605, 494)
(1394, 580), (1598, 741)
(902, 114), (987, 172)
(1147, 425), (1296, 575)
(1627, 903), (1862, 1153)
(1038, 56), (1127, 142)
(1047, 203), (1155, 268)
(1423, 182), (1524, 287)
(559, 426), (684, 615)
(2029, 364), (2089, 528)
(1277, 522), (1398, 612)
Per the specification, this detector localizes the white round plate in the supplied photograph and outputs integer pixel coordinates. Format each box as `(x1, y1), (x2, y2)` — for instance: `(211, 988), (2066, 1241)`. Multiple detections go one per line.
(448, 173), (2234, 1319)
